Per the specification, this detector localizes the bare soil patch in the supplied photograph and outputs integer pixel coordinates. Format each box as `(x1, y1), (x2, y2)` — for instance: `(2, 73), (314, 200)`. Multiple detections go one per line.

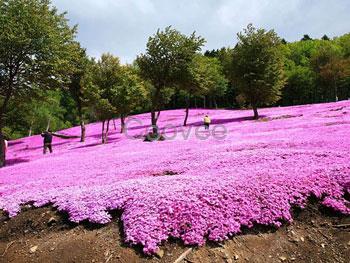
(0, 203), (349, 263)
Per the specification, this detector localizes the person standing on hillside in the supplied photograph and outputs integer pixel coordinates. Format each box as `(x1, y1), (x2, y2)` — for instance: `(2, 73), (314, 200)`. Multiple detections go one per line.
(41, 130), (53, 154)
(204, 115), (211, 130)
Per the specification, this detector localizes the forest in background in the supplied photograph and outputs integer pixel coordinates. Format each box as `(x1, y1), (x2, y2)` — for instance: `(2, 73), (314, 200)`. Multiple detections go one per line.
(4, 32), (349, 140)
(1, 0), (350, 141)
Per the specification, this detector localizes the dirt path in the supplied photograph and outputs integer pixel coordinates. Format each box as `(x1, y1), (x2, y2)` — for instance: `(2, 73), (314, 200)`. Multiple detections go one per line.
(1, 204), (349, 263)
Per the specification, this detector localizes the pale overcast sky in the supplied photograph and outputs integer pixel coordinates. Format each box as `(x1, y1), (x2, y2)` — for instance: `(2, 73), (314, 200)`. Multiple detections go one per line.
(52, 0), (350, 63)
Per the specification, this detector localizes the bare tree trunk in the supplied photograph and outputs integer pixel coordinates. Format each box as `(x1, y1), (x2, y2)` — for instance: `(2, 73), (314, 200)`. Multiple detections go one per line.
(184, 96), (190, 126)
(101, 120), (105, 144)
(0, 97), (11, 168)
(46, 118), (51, 131)
(151, 110), (158, 135)
(209, 96), (213, 108)
(0, 132), (5, 168)
(334, 77), (338, 102)
(253, 106), (259, 120)
(120, 116), (126, 133)
(28, 120), (33, 137)
(214, 97), (218, 109)
(184, 107), (190, 126)
(76, 101), (85, 142)
(80, 120), (86, 142)
(156, 111), (161, 122)
(0, 74), (15, 168)
(172, 93), (176, 108)
(150, 86), (161, 135)
(105, 119), (110, 143)
(113, 119), (117, 130)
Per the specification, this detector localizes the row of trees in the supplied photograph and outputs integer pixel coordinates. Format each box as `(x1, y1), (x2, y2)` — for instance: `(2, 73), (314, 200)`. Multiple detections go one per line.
(0, 0), (229, 167)
(282, 35), (350, 105)
(1, 0), (350, 167)
(204, 33), (350, 108)
(0, 0), (79, 167)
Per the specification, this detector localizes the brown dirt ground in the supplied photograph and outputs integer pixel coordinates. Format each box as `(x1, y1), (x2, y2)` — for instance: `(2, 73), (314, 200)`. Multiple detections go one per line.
(0, 202), (349, 263)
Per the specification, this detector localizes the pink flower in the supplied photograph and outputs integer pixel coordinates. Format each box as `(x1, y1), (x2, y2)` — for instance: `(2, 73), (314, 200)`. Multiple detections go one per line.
(1, 101), (350, 254)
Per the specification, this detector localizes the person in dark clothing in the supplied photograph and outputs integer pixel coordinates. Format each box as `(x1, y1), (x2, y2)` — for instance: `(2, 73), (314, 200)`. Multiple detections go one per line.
(41, 130), (53, 154)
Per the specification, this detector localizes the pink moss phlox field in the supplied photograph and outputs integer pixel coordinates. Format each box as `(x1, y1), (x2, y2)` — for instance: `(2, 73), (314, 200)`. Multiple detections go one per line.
(1, 101), (350, 254)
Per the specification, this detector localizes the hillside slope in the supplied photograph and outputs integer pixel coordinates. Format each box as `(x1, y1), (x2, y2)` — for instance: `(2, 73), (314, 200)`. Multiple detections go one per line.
(1, 101), (350, 254)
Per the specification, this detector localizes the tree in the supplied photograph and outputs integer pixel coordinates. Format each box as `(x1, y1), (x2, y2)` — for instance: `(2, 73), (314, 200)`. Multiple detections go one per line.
(322, 35), (330, 41)
(205, 57), (228, 109)
(282, 40), (321, 104)
(180, 54), (208, 126)
(110, 65), (148, 133)
(319, 57), (350, 101)
(0, 0), (77, 167)
(204, 47), (234, 108)
(204, 49), (219, 58)
(2, 90), (70, 139)
(136, 26), (205, 135)
(91, 54), (121, 143)
(181, 55), (227, 126)
(301, 34), (313, 41)
(282, 63), (316, 105)
(23, 90), (72, 134)
(95, 99), (115, 144)
(336, 33), (350, 58)
(231, 24), (286, 119)
(336, 33), (350, 99)
(310, 41), (344, 101)
(67, 46), (94, 142)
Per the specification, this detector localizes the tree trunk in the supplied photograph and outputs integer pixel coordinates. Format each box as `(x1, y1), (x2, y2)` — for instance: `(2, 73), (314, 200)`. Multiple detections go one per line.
(184, 96), (190, 126)
(28, 120), (33, 137)
(120, 116), (126, 133)
(0, 98), (11, 168)
(214, 97), (218, 109)
(194, 97), (197, 108)
(184, 107), (190, 126)
(203, 97), (206, 108)
(156, 111), (161, 122)
(80, 120), (86, 142)
(0, 132), (5, 168)
(113, 119), (117, 130)
(209, 96), (213, 108)
(151, 110), (158, 135)
(253, 106), (259, 120)
(105, 119), (110, 143)
(172, 92), (177, 108)
(150, 86), (162, 135)
(0, 74), (15, 168)
(102, 120), (105, 144)
(334, 77), (338, 102)
(46, 118), (51, 131)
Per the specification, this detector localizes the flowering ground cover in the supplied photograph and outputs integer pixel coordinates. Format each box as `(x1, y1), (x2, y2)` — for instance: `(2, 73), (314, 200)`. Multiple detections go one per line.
(1, 101), (350, 254)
